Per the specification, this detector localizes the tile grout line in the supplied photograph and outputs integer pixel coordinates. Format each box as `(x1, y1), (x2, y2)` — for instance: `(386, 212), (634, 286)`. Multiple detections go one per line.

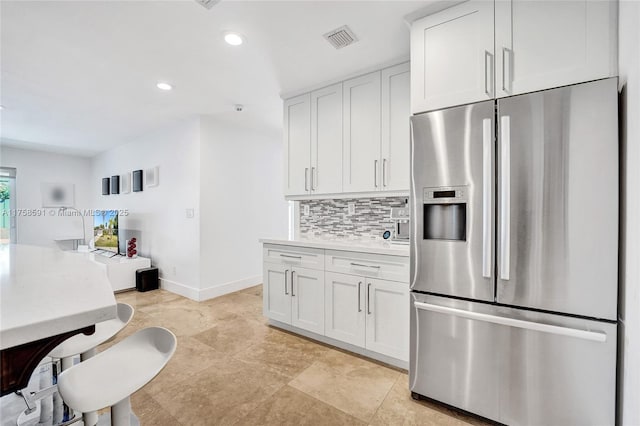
(366, 371), (403, 425)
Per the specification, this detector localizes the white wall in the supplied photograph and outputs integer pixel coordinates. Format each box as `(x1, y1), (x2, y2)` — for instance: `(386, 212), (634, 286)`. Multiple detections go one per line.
(619, 2), (640, 425)
(0, 146), (93, 247)
(91, 117), (201, 297)
(199, 116), (288, 299)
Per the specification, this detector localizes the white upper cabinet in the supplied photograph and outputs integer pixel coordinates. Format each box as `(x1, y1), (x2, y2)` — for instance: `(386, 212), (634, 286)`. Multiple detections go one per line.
(343, 71), (382, 193)
(311, 83), (343, 195)
(283, 94), (311, 196)
(495, 0), (617, 98)
(411, 1), (495, 114)
(283, 62), (410, 198)
(381, 62), (411, 191)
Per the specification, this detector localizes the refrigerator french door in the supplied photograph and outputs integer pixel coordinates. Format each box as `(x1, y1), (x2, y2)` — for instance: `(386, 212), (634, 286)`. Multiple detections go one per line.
(409, 78), (619, 426)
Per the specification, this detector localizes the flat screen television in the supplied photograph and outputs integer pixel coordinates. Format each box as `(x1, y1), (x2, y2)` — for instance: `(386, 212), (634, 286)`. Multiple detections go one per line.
(93, 210), (119, 253)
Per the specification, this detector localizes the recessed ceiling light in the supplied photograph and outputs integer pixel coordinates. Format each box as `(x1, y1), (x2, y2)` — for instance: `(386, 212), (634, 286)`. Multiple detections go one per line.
(156, 82), (173, 91)
(224, 32), (244, 46)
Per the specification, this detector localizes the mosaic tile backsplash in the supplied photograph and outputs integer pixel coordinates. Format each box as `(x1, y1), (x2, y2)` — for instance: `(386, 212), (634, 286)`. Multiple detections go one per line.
(299, 197), (408, 240)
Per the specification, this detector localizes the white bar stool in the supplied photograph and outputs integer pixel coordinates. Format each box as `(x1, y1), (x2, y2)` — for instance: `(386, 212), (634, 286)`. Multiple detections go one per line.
(48, 302), (134, 425)
(49, 303), (135, 365)
(57, 327), (177, 426)
(16, 303), (135, 426)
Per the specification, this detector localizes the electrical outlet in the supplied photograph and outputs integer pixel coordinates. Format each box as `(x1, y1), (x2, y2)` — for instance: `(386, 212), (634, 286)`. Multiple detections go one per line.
(303, 205), (310, 216)
(348, 203), (356, 215)
(172, 266), (177, 276)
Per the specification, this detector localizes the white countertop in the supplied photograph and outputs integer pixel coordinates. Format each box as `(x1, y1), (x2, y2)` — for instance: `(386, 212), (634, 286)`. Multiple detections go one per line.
(260, 237), (410, 257)
(0, 244), (117, 350)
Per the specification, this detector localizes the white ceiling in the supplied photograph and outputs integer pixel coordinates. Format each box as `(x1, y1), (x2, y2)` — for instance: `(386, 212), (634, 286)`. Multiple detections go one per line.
(0, 0), (431, 156)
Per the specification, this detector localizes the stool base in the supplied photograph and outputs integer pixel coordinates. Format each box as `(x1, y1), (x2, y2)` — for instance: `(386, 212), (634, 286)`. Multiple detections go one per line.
(96, 411), (140, 426)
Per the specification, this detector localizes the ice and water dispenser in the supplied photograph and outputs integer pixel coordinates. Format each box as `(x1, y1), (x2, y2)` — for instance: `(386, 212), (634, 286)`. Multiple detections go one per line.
(422, 186), (467, 241)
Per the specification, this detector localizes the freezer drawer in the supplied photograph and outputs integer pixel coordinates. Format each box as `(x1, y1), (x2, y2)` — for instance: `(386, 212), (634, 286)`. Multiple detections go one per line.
(410, 293), (617, 426)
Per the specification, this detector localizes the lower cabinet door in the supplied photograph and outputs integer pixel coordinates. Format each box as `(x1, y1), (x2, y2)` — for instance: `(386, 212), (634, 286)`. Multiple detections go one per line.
(365, 278), (409, 361)
(324, 272), (366, 347)
(263, 262), (291, 324)
(291, 266), (325, 334)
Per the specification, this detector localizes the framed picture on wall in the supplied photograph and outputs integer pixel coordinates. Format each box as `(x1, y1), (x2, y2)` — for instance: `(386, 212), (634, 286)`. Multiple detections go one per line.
(132, 170), (143, 192)
(42, 183), (75, 207)
(121, 172), (131, 194)
(102, 178), (110, 195)
(111, 175), (120, 195)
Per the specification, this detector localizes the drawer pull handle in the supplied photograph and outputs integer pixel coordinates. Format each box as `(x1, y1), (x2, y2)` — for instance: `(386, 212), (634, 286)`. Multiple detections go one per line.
(413, 302), (607, 343)
(350, 262), (381, 269)
(280, 254), (302, 259)
(358, 281), (362, 312)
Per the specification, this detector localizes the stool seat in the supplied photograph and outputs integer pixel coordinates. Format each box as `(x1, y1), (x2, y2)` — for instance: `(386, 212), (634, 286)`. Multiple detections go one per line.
(49, 303), (134, 359)
(57, 327), (176, 414)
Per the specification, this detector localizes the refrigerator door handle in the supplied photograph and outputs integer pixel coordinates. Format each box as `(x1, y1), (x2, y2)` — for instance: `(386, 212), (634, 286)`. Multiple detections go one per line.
(413, 302), (607, 343)
(482, 118), (492, 279)
(499, 115), (511, 281)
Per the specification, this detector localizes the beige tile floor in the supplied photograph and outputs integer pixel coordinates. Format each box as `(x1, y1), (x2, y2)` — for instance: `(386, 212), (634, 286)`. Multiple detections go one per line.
(106, 287), (489, 426)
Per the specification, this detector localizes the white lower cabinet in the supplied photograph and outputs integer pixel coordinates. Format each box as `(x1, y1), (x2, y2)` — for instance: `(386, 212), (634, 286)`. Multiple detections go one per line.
(264, 243), (408, 365)
(365, 278), (409, 361)
(325, 272), (366, 347)
(263, 263), (291, 324)
(324, 272), (409, 362)
(263, 262), (324, 335)
(291, 267), (325, 335)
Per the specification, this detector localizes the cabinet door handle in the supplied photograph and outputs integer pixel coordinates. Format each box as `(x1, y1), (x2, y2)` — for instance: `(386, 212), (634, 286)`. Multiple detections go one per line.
(311, 167), (316, 191)
(367, 283), (372, 315)
(357, 281), (362, 312)
(382, 159), (387, 187)
(284, 269), (289, 295)
(304, 168), (309, 192)
(501, 47), (511, 93)
(374, 160), (378, 188)
(484, 50), (492, 97)
(291, 271), (296, 296)
(350, 262), (381, 269)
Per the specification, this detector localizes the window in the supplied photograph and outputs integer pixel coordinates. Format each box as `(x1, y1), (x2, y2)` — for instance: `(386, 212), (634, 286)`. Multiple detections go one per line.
(0, 167), (17, 244)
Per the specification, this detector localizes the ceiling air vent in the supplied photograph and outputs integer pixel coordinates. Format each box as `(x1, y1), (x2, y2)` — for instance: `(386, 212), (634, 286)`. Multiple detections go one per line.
(323, 25), (358, 50)
(194, 0), (220, 10)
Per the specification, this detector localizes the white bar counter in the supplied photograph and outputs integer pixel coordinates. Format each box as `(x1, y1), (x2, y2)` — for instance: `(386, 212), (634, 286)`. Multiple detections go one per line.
(0, 244), (117, 350)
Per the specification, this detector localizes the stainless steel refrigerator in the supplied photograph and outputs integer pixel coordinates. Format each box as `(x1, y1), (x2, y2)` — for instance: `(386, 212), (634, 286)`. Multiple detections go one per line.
(409, 78), (618, 425)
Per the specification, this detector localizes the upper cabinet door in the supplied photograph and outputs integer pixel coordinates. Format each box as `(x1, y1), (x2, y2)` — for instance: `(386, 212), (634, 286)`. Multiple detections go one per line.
(495, 0), (617, 98)
(343, 71), (382, 193)
(283, 94), (311, 196)
(311, 83), (343, 195)
(411, 1), (495, 114)
(381, 62), (410, 192)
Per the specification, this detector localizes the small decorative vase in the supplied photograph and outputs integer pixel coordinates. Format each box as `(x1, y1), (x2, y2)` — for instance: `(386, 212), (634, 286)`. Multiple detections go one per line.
(126, 238), (138, 258)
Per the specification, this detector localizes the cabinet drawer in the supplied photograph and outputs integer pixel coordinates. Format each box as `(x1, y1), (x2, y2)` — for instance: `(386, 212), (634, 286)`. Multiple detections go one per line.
(263, 244), (325, 270)
(325, 250), (409, 283)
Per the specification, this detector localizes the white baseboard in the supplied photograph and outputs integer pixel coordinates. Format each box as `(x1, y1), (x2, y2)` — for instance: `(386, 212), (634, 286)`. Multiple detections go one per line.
(160, 278), (199, 301)
(198, 275), (261, 301)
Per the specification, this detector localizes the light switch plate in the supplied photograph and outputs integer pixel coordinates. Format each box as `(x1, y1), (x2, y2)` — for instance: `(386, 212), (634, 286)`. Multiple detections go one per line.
(348, 203), (355, 215)
(303, 205), (310, 216)
(186, 208), (194, 218)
